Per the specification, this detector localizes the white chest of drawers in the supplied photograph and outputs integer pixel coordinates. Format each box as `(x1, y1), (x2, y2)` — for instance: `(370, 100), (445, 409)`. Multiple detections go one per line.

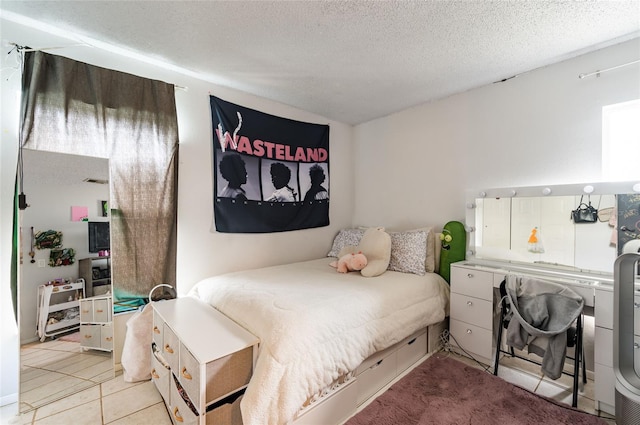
(151, 297), (259, 425)
(449, 264), (503, 363)
(594, 287), (640, 415)
(79, 295), (113, 352)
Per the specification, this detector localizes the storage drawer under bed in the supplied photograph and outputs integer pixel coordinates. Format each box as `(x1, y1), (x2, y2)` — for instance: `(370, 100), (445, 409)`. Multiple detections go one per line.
(396, 330), (427, 373)
(356, 350), (397, 406)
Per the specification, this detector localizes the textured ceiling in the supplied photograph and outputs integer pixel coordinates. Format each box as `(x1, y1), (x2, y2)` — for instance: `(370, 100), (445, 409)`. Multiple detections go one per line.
(2, 1), (640, 124)
(22, 150), (109, 187)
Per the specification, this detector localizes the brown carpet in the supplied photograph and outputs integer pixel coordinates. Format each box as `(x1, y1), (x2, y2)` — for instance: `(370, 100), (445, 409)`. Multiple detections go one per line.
(346, 354), (606, 425)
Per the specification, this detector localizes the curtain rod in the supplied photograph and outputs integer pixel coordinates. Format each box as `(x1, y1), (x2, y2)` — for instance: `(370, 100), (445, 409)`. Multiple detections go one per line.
(11, 43), (189, 92)
(578, 59), (640, 79)
(10, 42), (90, 52)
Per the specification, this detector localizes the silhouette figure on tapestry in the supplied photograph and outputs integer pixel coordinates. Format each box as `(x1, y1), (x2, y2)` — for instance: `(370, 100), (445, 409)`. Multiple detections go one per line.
(303, 164), (328, 202)
(219, 153), (248, 200)
(266, 162), (297, 202)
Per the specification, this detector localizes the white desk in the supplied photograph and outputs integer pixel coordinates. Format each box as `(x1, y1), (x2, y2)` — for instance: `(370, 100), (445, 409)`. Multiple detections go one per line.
(449, 260), (621, 415)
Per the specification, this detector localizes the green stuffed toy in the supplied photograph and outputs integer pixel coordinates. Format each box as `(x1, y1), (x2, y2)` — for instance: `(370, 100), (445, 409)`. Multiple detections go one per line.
(439, 221), (466, 283)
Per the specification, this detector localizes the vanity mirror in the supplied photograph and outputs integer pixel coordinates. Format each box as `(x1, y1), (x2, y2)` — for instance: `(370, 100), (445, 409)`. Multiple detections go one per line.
(465, 181), (640, 275)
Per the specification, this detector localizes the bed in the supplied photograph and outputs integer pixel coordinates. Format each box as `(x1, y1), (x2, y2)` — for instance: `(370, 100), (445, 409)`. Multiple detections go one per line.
(188, 227), (450, 425)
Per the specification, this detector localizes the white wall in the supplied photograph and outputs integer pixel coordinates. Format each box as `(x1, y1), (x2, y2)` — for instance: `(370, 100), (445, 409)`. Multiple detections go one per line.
(353, 37), (640, 231)
(20, 171), (109, 344)
(0, 17), (354, 406)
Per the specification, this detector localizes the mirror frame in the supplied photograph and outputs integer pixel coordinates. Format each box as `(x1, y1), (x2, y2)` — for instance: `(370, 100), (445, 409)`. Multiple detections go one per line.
(465, 180), (640, 276)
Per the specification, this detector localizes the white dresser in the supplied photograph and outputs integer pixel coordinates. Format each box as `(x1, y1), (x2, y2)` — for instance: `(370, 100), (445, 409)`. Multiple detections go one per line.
(79, 294), (113, 352)
(151, 297), (259, 425)
(594, 286), (640, 415)
(449, 260), (619, 413)
(449, 265), (503, 364)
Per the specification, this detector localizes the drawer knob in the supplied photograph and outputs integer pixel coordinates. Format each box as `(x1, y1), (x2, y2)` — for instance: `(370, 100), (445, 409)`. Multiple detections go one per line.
(164, 344), (174, 354)
(634, 302), (640, 309)
(96, 309), (104, 313)
(181, 367), (192, 380)
(173, 407), (184, 423)
(151, 369), (159, 379)
(84, 335), (92, 339)
(635, 343), (640, 350)
(153, 326), (160, 334)
(466, 329), (472, 334)
(105, 337), (113, 342)
(467, 301), (473, 306)
(467, 273), (473, 278)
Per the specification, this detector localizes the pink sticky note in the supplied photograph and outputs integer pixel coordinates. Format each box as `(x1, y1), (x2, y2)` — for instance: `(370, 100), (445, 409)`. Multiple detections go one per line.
(71, 206), (89, 222)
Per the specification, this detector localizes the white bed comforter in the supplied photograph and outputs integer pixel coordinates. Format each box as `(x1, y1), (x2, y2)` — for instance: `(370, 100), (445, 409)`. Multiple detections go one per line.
(188, 258), (450, 425)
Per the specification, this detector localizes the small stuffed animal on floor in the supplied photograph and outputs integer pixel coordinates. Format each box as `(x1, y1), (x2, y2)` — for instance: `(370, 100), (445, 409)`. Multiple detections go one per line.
(330, 251), (368, 273)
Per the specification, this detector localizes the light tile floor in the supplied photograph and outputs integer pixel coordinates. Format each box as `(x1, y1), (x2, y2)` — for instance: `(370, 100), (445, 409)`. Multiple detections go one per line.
(1, 370), (171, 425)
(1, 348), (618, 424)
(19, 337), (114, 413)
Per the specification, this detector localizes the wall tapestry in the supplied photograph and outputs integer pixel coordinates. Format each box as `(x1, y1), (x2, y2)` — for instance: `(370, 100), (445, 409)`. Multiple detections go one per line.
(211, 96), (330, 233)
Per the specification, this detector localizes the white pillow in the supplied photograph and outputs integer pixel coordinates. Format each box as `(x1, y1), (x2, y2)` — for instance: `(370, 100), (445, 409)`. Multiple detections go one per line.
(388, 230), (428, 275)
(327, 228), (365, 257)
(388, 227), (435, 273)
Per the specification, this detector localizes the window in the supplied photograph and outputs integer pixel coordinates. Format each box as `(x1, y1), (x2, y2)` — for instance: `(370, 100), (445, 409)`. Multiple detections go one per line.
(602, 99), (640, 181)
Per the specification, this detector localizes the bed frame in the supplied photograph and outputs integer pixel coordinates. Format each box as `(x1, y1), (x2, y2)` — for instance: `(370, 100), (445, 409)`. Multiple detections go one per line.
(291, 319), (448, 425)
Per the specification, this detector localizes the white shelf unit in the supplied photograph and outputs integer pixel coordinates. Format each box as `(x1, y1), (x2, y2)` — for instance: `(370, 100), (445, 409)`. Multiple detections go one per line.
(79, 294), (114, 352)
(36, 279), (85, 342)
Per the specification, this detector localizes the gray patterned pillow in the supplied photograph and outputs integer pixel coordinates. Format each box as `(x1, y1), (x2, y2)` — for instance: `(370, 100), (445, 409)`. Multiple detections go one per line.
(388, 230), (428, 275)
(327, 228), (365, 257)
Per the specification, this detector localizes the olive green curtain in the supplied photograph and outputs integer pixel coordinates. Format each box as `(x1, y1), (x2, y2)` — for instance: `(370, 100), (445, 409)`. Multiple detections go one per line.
(20, 51), (178, 295)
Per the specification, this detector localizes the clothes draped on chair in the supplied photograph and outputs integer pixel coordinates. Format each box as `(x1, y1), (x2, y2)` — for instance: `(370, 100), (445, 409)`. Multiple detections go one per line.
(504, 275), (585, 380)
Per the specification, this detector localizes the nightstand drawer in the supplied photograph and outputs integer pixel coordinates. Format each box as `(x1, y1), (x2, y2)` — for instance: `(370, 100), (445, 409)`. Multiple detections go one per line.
(450, 319), (493, 359)
(163, 324), (180, 372)
(204, 346), (254, 403)
(80, 300), (93, 322)
(451, 267), (493, 301)
(450, 293), (493, 329)
(93, 298), (110, 322)
(101, 324), (113, 351)
(179, 344), (201, 407)
(80, 324), (101, 348)
(205, 390), (244, 425)
(151, 346), (171, 402)
(152, 310), (163, 347)
(169, 375), (198, 425)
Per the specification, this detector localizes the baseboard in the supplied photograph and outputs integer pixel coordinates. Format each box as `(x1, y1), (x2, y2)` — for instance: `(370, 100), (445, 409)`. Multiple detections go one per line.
(0, 393), (18, 408)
